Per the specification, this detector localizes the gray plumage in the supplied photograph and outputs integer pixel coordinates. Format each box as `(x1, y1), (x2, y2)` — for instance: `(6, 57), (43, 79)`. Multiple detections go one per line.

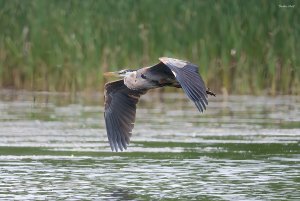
(104, 57), (215, 151)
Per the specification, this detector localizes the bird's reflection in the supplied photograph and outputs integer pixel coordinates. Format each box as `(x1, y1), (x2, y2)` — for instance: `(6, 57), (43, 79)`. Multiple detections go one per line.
(109, 187), (139, 201)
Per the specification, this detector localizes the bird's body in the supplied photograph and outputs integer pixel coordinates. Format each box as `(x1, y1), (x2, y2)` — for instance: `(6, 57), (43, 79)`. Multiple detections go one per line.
(124, 70), (159, 90)
(104, 57), (215, 151)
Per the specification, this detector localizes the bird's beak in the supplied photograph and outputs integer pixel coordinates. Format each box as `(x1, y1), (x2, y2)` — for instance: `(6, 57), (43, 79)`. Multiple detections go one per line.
(103, 71), (119, 77)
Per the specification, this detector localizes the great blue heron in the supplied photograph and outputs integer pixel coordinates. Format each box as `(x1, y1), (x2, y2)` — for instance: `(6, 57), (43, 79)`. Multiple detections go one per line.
(104, 57), (215, 151)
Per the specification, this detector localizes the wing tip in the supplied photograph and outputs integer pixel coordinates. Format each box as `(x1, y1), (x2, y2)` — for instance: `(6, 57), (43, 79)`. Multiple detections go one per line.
(110, 145), (127, 152)
(159, 57), (169, 63)
(109, 139), (128, 152)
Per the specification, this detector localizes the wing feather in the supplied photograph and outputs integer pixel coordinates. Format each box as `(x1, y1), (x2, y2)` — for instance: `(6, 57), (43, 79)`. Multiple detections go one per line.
(104, 80), (147, 151)
(159, 57), (208, 112)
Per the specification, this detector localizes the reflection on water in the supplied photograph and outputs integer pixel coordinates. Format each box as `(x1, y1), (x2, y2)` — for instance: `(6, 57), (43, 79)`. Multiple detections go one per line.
(0, 90), (299, 200)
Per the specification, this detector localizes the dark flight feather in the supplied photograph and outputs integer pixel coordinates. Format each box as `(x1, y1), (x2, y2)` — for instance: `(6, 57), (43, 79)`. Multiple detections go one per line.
(159, 57), (208, 112)
(104, 80), (147, 151)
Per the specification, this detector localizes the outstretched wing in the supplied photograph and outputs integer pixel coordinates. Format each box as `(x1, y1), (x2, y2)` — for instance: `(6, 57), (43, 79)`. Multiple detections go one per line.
(159, 57), (208, 112)
(104, 80), (147, 151)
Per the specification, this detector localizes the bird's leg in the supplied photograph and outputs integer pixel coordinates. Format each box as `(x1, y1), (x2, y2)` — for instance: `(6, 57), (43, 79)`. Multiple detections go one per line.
(206, 88), (216, 96)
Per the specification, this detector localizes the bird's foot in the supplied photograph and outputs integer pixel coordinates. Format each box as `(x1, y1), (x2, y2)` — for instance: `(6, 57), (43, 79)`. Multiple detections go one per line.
(206, 88), (216, 96)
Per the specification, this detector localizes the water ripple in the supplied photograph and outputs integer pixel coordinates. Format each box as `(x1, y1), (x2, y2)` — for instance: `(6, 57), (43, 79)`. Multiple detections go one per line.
(0, 91), (299, 200)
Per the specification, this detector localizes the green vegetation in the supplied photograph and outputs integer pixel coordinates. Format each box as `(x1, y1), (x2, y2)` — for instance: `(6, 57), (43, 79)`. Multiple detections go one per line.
(0, 0), (299, 94)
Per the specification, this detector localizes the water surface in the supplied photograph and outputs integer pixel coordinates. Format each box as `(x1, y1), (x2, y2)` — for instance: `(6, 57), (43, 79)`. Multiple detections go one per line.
(0, 90), (299, 200)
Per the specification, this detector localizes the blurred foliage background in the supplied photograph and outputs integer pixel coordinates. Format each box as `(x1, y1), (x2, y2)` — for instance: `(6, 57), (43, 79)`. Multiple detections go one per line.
(0, 0), (299, 94)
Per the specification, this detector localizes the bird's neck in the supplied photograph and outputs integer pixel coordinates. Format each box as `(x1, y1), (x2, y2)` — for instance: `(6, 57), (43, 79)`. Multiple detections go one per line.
(125, 70), (137, 78)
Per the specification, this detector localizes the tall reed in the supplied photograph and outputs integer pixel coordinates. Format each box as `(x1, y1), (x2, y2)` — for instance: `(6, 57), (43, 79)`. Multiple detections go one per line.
(0, 0), (298, 94)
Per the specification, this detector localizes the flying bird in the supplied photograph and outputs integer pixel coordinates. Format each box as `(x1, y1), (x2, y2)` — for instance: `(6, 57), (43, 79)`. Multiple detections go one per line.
(104, 57), (215, 151)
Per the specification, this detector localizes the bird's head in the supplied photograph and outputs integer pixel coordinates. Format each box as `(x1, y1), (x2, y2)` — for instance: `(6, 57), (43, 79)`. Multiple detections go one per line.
(104, 69), (135, 77)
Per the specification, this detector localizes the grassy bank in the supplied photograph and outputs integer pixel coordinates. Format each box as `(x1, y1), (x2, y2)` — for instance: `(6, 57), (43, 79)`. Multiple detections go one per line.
(0, 0), (299, 94)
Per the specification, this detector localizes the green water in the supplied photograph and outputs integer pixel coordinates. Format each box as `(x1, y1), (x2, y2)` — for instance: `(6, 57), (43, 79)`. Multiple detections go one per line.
(0, 91), (299, 200)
